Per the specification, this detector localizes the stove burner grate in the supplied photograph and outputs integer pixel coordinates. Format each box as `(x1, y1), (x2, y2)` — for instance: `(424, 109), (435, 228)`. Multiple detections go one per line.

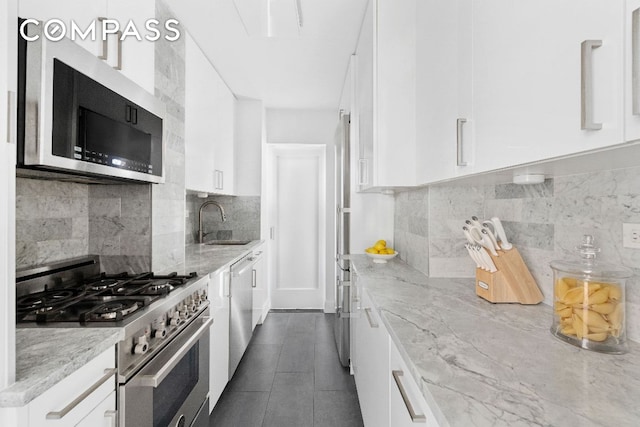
(80, 299), (144, 322)
(17, 289), (83, 312)
(86, 278), (121, 291)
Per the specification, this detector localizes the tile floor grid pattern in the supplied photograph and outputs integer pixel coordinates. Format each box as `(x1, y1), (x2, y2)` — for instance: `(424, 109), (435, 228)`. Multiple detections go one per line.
(210, 312), (364, 427)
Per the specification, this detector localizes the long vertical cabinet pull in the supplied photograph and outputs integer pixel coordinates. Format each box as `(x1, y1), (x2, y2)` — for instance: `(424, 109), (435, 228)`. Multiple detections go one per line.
(104, 410), (117, 427)
(114, 31), (123, 70)
(456, 118), (468, 166)
(6, 91), (16, 144)
(581, 40), (603, 130)
(358, 159), (369, 186)
(364, 307), (379, 328)
(392, 370), (427, 423)
(633, 9), (640, 115)
(252, 269), (257, 288)
(98, 17), (108, 60)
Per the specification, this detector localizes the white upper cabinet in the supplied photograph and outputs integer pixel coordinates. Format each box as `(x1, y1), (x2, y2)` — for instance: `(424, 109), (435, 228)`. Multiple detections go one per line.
(213, 74), (236, 196)
(416, 0), (473, 184)
(185, 32), (217, 194)
(19, 0), (156, 93)
(625, 0), (640, 141)
(471, 0), (625, 173)
(234, 99), (263, 196)
(356, 0), (417, 191)
(106, 0), (155, 94)
(184, 32), (236, 195)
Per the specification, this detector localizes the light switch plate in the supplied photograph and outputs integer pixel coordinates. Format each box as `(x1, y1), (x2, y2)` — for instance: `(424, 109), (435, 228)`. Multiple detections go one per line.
(622, 223), (640, 249)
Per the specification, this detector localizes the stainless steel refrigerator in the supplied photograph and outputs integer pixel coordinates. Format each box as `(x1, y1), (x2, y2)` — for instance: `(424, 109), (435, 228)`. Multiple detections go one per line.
(334, 112), (351, 367)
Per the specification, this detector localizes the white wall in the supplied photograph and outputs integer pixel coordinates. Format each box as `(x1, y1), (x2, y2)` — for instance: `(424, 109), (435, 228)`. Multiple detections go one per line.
(265, 108), (338, 311)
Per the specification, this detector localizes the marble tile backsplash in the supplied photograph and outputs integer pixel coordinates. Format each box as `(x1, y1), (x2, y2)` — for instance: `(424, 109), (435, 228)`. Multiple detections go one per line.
(16, 178), (89, 269)
(185, 194), (261, 244)
(395, 166), (640, 342)
(88, 185), (152, 273)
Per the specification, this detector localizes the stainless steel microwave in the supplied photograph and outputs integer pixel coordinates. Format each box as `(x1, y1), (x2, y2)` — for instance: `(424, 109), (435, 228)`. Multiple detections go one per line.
(17, 21), (165, 184)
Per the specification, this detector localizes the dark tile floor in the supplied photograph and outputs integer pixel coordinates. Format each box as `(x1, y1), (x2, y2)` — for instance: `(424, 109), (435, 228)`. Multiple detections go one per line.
(209, 311), (364, 427)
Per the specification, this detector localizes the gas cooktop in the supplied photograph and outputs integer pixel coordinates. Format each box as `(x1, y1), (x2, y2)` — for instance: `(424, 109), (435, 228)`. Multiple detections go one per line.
(16, 257), (198, 325)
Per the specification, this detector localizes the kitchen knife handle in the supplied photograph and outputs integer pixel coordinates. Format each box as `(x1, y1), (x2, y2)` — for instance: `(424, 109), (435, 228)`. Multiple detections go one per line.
(456, 118), (468, 166)
(364, 307), (379, 328)
(581, 40), (603, 130)
(46, 369), (116, 419)
(633, 9), (640, 115)
(392, 370), (427, 423)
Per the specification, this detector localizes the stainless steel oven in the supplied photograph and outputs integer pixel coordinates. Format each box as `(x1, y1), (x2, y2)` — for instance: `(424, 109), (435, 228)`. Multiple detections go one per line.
(119, 310), (212, 427)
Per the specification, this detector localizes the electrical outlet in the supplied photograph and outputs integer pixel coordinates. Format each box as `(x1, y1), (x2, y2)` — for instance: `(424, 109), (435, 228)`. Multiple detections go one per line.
(623, 223), (640, 249)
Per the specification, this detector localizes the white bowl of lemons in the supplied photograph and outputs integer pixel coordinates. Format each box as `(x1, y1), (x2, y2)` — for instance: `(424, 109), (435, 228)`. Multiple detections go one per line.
(365, 240), (398, 263)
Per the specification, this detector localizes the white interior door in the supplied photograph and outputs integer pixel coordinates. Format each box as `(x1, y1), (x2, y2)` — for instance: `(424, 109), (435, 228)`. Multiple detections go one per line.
(268, 144), (326, 309)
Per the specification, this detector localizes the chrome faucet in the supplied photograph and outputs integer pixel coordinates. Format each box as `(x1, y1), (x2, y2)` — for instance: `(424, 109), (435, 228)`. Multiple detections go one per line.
(198, 201), (227, 243)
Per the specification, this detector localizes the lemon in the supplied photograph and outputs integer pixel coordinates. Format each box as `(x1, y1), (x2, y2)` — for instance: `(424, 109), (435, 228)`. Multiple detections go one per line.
(365, 247), (378, 254)
(375, 240), (387, 247)
(374, 243), (386, 251)
(384, 248), (395, 254)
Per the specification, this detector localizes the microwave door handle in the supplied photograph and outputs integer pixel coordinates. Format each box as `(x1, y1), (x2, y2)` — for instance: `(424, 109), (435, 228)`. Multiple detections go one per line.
(131, 317), (213, 388)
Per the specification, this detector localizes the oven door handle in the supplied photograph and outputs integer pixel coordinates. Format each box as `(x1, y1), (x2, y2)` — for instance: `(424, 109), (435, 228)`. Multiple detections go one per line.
(131, 317), (213, 388)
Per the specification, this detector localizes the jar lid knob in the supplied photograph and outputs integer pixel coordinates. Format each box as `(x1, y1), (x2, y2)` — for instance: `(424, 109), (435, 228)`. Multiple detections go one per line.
(576, 234), (601, 260)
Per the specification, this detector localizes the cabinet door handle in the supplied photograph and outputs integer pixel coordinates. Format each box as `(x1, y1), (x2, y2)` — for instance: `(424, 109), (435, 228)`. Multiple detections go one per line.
(98, 17), (108, 60)
(456, 118), (468, 166)
(114, 31), (123, 70)
(220, 170), (224, 190)
(633, 9), (640, 116)
(46, 368), (116, 419)
(392, 370), (427, 423)
(104, 410), (117, 427)
(581, 40), (603, 130)
(364, 307), (379, 328)
(7, 90), (16, 144)
(358, 159), (369, 186)
(252, 269), (257, 288)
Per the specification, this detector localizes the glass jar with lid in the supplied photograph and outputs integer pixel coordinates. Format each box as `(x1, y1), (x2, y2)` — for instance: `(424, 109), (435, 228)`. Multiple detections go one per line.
(550, 235), (633, 354)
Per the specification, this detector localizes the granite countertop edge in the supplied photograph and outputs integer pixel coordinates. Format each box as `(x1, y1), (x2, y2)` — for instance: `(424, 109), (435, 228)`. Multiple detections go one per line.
(0, 328), (123, 407)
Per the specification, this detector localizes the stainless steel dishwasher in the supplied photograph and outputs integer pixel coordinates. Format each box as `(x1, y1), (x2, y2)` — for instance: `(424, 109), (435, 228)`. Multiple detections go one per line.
(229, 252), (258, 378)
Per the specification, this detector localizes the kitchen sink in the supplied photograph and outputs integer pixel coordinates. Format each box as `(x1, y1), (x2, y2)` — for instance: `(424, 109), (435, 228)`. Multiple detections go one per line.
(205, 240), (252, 246)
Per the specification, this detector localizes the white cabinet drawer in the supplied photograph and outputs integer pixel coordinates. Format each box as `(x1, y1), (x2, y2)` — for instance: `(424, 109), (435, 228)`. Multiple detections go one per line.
(389, 343), (439, 427)
(28, 347), (116, 427)
(75, 391), (116, 427)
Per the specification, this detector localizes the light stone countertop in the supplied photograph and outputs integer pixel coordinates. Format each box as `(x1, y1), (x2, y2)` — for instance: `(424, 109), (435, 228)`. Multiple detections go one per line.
(0, 328), (123, 407)
(179, 240), (265, 277)
(350, 255), (640, 427)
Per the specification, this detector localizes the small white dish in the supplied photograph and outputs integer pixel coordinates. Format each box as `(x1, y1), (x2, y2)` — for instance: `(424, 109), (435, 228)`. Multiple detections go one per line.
(365, 251), (398, 263)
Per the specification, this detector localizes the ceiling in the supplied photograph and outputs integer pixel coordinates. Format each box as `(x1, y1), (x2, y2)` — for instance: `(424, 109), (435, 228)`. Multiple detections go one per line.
(166, 0), (369, 110)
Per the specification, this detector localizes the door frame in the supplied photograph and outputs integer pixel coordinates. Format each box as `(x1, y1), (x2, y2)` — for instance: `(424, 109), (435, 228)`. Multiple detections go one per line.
(266, 143), (327, 309)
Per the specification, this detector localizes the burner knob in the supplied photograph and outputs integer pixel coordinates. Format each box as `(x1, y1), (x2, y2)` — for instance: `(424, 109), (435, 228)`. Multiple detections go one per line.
(134, 336), (149, 355)
(170, 312), (181, 326)
(153, 327), (167, 339)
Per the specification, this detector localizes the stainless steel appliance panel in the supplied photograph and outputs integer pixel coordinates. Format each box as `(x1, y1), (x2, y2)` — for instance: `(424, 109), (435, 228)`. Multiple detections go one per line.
(18, 21), (165, 183)
(334, 113), (351, 367)
(120, 313), (211, 427)
(229, 254), (257, 378)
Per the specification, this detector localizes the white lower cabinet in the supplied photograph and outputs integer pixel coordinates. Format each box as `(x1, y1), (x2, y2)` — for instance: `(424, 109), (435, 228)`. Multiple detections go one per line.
(389, 344), (439, 427)
(209, 270), (230, 413)
(20, 347), (116, 427)
(252, 245), (267, 329)
(353, 289), (440, 427)
(353, 291), (389, 427)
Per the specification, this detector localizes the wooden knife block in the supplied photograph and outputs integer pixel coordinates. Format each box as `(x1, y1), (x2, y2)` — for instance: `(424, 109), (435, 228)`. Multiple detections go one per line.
(474, 247), (543, 304)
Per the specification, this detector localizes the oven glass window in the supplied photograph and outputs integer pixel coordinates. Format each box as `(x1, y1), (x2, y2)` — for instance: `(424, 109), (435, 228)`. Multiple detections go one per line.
(153, 342), (199, 427)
